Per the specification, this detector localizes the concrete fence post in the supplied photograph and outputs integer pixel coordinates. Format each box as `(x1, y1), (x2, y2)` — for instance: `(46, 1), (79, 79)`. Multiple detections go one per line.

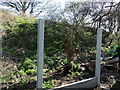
(95, 28), (102, 86)
(37, 19), (44, 89)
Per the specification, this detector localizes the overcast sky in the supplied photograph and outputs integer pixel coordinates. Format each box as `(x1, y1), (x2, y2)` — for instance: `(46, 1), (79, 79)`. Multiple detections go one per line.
(0, 0), (119, 9)
(54, 0), (120, 3)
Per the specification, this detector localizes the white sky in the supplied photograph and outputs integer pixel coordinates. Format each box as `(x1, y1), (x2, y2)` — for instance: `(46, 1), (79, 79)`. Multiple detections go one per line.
(53, 0), (120, 9)
(54, 0), (120, 3)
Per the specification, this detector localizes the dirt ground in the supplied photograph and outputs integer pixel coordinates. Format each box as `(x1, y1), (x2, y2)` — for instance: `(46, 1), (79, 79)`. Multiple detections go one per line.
(2, 56), (120, 90)
(99, 65), (120, 90)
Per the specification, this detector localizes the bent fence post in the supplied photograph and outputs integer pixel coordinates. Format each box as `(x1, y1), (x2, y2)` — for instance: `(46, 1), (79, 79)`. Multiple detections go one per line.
(95, 28), (102, 86)
(37, 19), (44, 89)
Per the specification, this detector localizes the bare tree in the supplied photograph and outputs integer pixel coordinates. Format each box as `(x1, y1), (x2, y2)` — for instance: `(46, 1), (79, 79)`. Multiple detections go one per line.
(47, 2), (120, 70)
(89, 2), (120, 47)
(90, 2), (119, 30)
(1, 0), (58, 16)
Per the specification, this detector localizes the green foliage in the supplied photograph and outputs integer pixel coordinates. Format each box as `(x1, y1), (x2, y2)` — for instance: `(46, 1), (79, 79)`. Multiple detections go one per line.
(110, 34), (120, 47)
(44, 56), (67, 70)
(2, 58), (37, 87)
(114, 45), (119, 50)
(3, 19), (66, 63)
(105, 44), (119, 57)
(25, 69), (37, 75)
(80, 72), (89, 76)
(18, 58), (37, 75)
(102, 47), (109, 53)
(17, 70), (27, 76)
(42, 80), (56, 89)
(43, 69), (49, 76)
(19, 76), (28, 85)
(71, 61), (81, 70)
(101, 61), (106, 65)
(67, 71), (83, 78)
(44, 23), (65, 56)
(2, 71), (17, 84)
(22, 58), (36, 70)
(3, 16), (119, 89)
(2, 19), (67, 89)
(105, 49), (115, 56)
(67, 71), (81, 77)
(43, 69), (49, 73)
(2, 74), (10, 83)
(71, 61), (77, 69)
(3, 18), (37, 59)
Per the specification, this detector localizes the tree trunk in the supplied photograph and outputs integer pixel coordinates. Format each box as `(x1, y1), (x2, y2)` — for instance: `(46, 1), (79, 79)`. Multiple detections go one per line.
(63, 36), (75, 74)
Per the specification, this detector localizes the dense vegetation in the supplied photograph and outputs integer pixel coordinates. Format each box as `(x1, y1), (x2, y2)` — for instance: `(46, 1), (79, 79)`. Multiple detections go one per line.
(1, 8), (120, 89)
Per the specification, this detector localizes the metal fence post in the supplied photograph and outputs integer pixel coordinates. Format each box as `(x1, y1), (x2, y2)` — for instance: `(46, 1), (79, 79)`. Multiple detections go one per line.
(95, 28), (102, 86)
(37, 19), (44, 89)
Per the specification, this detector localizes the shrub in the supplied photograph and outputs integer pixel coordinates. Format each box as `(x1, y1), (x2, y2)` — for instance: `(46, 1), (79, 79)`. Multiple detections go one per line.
(25, 69), (37, 75)
(17, 70), (26, 76)
(22, 58), (36, 70)
(42, 80), (56, 89)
